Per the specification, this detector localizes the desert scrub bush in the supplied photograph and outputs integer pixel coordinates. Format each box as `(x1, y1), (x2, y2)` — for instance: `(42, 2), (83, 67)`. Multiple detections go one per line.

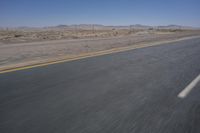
(14, 34), (23, 38)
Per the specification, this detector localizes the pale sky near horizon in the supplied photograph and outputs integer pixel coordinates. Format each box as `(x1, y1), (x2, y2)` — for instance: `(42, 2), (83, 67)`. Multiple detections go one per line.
(0, 0), (200, 27)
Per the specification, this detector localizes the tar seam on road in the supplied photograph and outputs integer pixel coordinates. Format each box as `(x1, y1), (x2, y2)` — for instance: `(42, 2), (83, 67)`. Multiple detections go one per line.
(178, 74), (200, 98)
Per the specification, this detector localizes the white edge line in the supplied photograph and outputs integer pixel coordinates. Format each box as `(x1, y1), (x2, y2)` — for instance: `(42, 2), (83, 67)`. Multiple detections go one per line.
(178, 74), (200, 98)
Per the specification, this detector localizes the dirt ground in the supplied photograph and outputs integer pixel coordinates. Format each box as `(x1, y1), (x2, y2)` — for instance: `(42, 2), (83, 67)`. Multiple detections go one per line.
(0, 29), (200, 69)
(0, 28), (187, 44)
(0, 29), (139, 44)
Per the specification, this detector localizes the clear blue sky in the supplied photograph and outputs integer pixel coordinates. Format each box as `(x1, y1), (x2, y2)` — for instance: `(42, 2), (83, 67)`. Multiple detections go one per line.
(0, 0), (199, 27)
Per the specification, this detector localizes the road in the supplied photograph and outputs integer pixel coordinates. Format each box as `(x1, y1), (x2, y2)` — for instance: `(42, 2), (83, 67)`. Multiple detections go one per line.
(0, 37), (200, 133)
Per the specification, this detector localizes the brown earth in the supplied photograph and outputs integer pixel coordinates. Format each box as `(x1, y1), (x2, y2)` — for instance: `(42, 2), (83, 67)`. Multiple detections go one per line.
(0, 29), (200, 70)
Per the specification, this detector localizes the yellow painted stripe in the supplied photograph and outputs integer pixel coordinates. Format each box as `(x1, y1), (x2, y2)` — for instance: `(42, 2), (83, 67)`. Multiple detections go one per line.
(0, 36), (199, 74)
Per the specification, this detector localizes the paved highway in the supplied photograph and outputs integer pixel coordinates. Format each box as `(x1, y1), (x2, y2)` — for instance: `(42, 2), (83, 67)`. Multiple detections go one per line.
(0, 37), (200, 133)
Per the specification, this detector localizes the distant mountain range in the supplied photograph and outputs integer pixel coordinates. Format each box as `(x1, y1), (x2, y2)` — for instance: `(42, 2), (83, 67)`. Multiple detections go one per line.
(47, 24), (198, 30)
(1, 24), (198, 30)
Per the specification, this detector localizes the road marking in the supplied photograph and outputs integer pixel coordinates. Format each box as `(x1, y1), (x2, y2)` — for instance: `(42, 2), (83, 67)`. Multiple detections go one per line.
(0, 36), (200, 74)
(178, 74), (200, 98)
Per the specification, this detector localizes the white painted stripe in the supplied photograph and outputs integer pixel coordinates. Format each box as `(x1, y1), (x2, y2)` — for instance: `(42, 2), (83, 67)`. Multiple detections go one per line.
(178, 74), (200, 98)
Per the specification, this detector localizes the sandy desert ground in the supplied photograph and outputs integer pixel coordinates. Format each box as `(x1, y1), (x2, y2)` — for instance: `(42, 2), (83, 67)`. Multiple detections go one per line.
(0, 27), (190, 44)
(0, 28), (200, 70)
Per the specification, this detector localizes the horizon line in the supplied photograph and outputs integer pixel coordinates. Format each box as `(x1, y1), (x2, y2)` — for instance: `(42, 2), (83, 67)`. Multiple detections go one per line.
(0, 24), (199, 28)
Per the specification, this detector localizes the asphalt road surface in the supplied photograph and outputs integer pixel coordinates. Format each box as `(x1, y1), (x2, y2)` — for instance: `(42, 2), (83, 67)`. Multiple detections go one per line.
(0, 37), (200, 133)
